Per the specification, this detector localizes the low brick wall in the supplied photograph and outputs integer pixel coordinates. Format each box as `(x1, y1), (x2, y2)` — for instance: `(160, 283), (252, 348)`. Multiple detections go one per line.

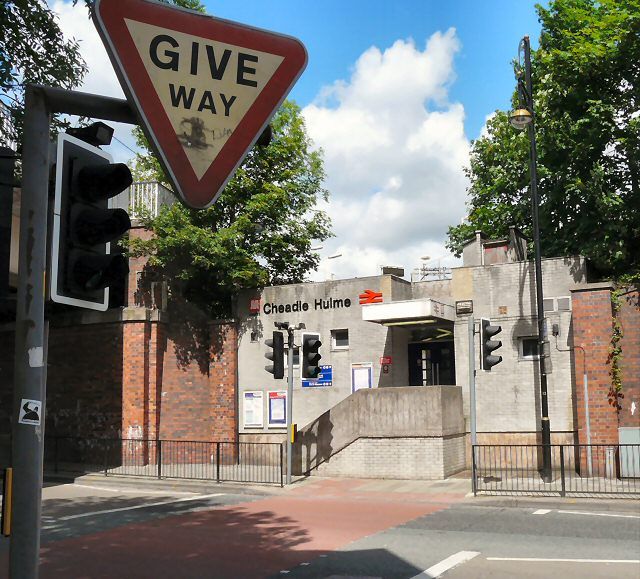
(314, 435), (466, 480)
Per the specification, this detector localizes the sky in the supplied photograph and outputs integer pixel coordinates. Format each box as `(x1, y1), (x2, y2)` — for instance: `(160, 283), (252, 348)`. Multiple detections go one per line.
(51, 0), (544, 281)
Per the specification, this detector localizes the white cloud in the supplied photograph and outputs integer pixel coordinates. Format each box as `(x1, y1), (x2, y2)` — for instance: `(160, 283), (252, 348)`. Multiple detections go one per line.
(51, 4), (469, 280)
(53, 1), (137, 164)
(303, 30), (469, 281)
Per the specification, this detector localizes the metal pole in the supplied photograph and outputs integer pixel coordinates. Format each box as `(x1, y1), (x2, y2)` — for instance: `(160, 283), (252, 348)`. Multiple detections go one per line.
(523, 36), (552, 482)
(286, 329), (294, 485)
(468, 316), (477, 446)
(583, 371), (593, 476)
(10, 85), (50, 578)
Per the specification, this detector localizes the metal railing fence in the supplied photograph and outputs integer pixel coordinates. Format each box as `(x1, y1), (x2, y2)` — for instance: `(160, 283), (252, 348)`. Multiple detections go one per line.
(128, 181), (175, 219)
(44, 436), (283, 486)
(472, 443), (640, 497)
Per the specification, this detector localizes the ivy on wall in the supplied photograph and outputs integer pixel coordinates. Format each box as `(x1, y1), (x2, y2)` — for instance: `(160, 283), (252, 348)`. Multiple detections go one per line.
(607, 289), (624, 412)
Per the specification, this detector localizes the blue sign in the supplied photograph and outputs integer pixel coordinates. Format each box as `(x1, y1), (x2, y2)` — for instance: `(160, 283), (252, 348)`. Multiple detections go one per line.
(302, 365), (332, 388)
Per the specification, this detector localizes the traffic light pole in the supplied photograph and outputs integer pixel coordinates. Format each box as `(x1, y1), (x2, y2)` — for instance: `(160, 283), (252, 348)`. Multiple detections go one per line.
(468, 316), (477, 447)
(10, 85), (50, 579)
(286, 328), (294, 485)
(10, 85), (137, 578)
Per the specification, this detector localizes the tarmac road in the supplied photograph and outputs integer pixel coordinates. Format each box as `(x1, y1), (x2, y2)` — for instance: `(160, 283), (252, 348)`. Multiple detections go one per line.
(0, 476), (638, 578)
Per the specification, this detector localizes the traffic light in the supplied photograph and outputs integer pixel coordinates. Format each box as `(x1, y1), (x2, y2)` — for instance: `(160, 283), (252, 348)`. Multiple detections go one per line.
(480, 318), (503, 370)
(50, 130), (132, 311)
(301, 332), (322, 378)
(265, 330), (285, 379)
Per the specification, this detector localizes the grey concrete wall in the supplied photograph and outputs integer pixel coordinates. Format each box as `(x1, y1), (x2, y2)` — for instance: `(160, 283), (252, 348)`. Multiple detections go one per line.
(235, 255), (585, 448)
(292, 386), (464, 474)
(411, 279), (453, 302)
(451, 256), (586, 435)
(236, 276), (404, 434)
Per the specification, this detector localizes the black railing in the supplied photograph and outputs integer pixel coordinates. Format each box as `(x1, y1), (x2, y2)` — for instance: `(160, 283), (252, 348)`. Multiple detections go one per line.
(472, 444), (640, 497)
(44, 437), (284, 486)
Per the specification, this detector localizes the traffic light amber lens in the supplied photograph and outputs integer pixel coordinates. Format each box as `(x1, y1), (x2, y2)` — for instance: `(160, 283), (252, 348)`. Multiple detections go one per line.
(77, 163), (133, 202)
(74, 208), (131, 245)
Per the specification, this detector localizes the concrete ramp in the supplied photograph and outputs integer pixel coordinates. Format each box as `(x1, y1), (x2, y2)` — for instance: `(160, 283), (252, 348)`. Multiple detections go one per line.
(292, 386), (465, 479)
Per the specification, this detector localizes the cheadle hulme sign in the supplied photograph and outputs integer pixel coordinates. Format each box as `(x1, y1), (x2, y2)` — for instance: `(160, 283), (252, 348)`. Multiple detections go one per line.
(262, 297), (352, 314)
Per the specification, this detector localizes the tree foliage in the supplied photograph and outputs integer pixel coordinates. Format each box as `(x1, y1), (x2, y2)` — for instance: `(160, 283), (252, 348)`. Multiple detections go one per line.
(0, 1), (87, 148)
(129, 101), (332, 317)
(447, 0), (640, 281)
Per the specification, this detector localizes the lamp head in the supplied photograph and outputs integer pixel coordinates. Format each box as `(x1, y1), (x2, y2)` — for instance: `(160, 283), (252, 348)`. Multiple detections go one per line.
(509, 108), (533, 130)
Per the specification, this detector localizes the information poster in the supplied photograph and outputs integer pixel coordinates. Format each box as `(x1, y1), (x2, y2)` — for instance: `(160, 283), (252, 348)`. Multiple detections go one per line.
(302, 365), (333, 388)
(243, 391), (264, 428)
(268, 391), (287, 427)
(351, 363), (373, 393)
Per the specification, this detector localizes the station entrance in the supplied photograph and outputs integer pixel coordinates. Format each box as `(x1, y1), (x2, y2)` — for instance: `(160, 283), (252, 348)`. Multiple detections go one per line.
(408, 341), (456, 386)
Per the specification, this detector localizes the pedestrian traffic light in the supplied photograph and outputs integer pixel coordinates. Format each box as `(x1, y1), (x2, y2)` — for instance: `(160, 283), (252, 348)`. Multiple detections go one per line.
(265, 330), (285, 379)
(50, 129), (132, 311)
(301, 332), (322, 378)
(480, 318), (503, 370)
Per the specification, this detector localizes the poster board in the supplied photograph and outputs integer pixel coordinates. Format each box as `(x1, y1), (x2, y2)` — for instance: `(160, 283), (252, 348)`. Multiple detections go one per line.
(351, 363), (373, 393)
(268, 391), (287, 427)
(243, 391), (264, 428)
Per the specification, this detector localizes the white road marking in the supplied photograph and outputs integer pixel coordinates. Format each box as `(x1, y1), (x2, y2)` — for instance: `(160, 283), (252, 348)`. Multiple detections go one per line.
(413, 551), (480, 578)
(56, 492), (224, 521)
(68, 483), (197, 496)
(556, 509), (640, 519)
(487, 557), (640, 564)
(533, 509), (551, 515)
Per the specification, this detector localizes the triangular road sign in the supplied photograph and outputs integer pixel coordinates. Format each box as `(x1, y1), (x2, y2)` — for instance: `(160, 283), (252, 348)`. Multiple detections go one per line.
(93, 0), (307, 208)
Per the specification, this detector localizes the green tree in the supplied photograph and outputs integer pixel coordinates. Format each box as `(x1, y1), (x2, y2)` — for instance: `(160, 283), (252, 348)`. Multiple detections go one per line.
(447, 0), (640, 281)
(129, 101), (332, 317)
(0, 1), (87, 147)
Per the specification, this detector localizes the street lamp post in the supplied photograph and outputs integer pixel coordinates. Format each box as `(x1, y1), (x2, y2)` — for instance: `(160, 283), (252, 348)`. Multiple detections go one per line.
(509, 36), (552, 482)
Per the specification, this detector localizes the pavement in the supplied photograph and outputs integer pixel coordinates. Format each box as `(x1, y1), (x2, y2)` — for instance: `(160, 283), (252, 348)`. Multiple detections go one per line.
(0, 474), (638, 578)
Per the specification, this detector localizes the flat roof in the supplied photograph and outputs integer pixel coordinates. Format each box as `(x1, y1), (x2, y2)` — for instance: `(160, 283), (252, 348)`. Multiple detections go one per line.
(362, 298), (455, 325)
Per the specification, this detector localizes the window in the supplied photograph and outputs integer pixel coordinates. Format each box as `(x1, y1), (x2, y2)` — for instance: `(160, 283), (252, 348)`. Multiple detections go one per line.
(284, 346), (300, 368)
(519, 337), (540, 360)
(331, 329), (349, 350)
(543, 296), (572, 312)
(250, 331), (259, 343)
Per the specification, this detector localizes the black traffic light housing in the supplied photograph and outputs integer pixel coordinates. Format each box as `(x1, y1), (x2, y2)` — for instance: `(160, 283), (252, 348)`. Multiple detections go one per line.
(302, 332), (322, 378)
(481, 318), (503, 370)
(265, 330), (285, 379)
(50, 130), (132, 311)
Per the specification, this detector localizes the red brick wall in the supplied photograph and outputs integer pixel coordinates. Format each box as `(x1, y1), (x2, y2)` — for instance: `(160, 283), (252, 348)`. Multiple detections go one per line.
(127, 226), (155, 307)
(571, 285), (640, 476)
(47, 322), (124, 438)
(0, 322), (123, 442)
(121, 317), (238, 444)
(210, 321), (237, 442)
(571, 285), (619, 448)
(1, 312), (238, 463)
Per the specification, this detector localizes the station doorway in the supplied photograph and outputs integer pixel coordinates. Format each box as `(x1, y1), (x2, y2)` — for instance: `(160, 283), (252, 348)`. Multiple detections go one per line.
(408, 342), (456, 386)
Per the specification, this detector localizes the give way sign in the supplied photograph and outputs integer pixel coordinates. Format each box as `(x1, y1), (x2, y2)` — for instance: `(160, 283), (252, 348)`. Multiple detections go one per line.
(93, 0), (307, 208)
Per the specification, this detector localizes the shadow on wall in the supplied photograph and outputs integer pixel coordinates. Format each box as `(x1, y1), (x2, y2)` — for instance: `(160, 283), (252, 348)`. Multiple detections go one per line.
(564, 256), (587, 284)
(294, 412), (334, 476)
(134, 267), (263, 375)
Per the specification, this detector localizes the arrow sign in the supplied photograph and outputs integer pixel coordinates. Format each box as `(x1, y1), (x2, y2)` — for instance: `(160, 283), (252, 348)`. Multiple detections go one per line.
(93, 0), (307, 208)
